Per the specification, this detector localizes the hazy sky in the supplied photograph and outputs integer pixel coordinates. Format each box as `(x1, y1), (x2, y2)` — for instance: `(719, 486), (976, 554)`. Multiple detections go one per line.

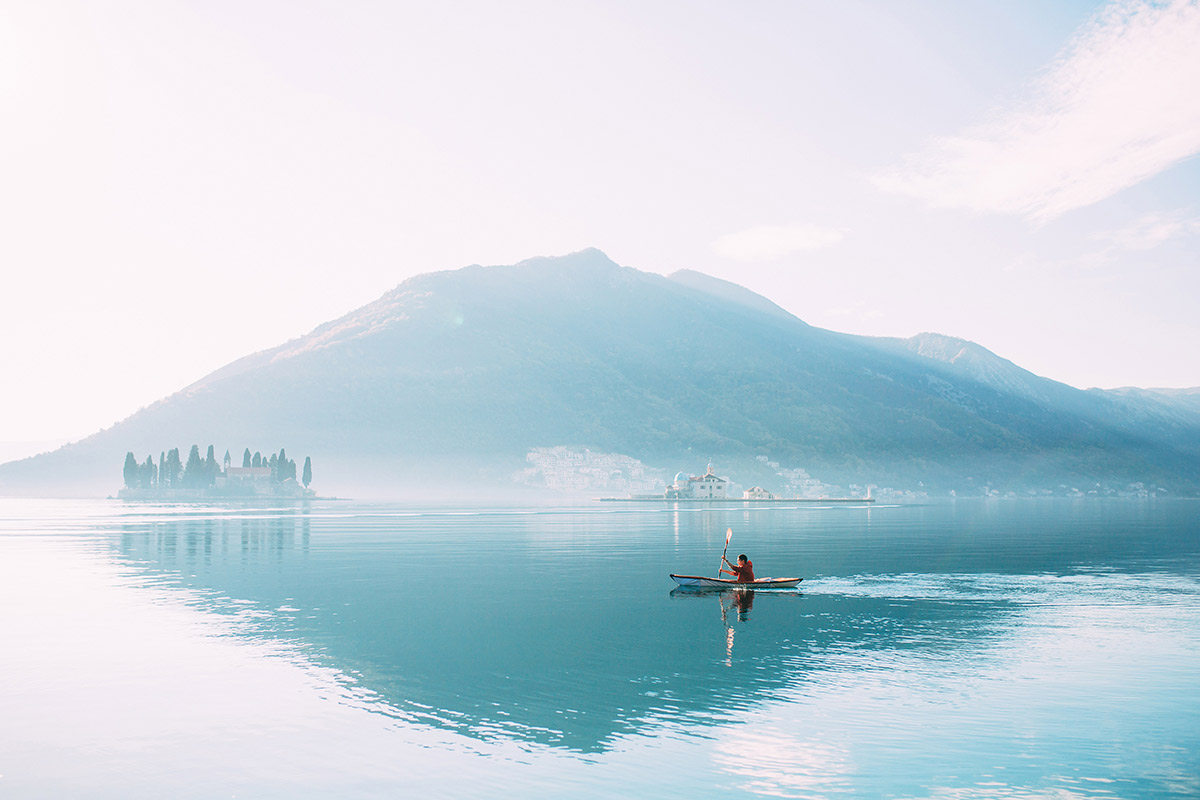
(2, 0), (1198, 458)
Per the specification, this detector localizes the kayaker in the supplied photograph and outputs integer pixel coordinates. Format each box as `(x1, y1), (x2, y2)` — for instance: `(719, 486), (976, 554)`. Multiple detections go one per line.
(720, 554), (755, 583)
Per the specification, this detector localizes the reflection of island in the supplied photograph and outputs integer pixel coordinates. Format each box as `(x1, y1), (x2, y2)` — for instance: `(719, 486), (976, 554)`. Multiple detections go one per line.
(111, 508), (1015, 755)
(118, 445), (315, 499)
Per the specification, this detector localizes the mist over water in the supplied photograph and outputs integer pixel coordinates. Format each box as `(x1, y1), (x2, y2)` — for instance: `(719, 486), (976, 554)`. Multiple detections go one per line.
(1, 499), (1198, 798)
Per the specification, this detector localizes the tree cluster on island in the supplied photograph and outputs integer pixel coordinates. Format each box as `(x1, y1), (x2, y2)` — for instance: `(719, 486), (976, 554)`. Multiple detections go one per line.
(121, 445), (312, 496)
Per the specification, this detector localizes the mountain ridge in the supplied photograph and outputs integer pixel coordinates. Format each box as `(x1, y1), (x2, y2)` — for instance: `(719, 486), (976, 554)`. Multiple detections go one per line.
(3, 249), (1198, 497)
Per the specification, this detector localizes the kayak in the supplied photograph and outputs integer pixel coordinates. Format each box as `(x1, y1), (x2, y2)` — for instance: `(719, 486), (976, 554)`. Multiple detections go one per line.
(669, 574), (802, 589)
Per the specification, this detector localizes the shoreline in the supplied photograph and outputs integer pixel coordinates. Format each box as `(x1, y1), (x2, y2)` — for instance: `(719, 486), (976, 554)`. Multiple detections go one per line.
(596, 496), (874, 503)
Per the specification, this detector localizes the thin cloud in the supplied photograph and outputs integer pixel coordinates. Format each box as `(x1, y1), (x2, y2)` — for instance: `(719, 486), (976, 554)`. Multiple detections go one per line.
(713, 223), (846, 261)
(874, 0), (1200, 222)
(1102, 209), (1200, 250)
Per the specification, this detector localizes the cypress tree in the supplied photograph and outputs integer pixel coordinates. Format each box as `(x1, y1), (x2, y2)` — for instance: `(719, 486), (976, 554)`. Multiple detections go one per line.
(184, 445), (203, 487)
(164, 448), (181, 487)
(243, 448), (252, 468)
(141, 455), (155, 489)
(302, 456), (312, 488)
(159, 451), (166, 487)
(268, 453), (278, 481)
(123, 452), (138, 489)
(253, 452), (262, 468)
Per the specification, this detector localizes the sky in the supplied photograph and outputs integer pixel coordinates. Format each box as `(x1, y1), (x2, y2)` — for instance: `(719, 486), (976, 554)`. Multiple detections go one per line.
(2, 0), (1198, 461)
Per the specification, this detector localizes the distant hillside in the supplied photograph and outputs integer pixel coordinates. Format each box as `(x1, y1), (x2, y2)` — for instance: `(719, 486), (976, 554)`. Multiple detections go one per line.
(3, 248), (1198, 497)
(1102, 386), (1200, 422)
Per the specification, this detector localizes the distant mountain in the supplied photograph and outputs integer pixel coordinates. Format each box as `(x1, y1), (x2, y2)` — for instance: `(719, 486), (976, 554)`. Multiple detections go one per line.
(896, 333), (1062, 405)
(1094, 386), (1200, 430)
(1149, 387), (1200, 410)
(3, 248), (1198, 497)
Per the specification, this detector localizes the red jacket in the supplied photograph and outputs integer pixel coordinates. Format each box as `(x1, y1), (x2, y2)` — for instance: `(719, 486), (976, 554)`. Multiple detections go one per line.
(726, 560), (755, 582)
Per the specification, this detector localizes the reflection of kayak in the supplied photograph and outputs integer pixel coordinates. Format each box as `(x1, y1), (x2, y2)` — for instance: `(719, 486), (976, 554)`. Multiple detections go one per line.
(669, 574), (802, 589)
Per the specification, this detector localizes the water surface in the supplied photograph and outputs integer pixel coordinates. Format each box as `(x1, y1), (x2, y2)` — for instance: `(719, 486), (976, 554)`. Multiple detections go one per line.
(1, 499), (1197, 798)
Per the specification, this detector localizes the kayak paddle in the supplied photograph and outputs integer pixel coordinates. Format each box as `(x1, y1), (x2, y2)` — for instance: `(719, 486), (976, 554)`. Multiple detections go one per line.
(719, 527), (732, 579)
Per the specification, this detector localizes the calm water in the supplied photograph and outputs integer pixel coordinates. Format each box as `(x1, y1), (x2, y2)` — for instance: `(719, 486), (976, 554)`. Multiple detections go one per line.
(1, 499), (1198, 798)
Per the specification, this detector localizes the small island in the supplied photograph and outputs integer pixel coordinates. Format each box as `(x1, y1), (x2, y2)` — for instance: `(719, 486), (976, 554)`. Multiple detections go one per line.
(118, 445), (315, 499)
(599, 462), (875, 503)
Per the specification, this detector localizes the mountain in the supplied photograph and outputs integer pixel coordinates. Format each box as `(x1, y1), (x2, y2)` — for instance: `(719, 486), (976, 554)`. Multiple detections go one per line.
(1101, 386), (1200, 423)
(3, 248), (1199, 497)
(896, 333), (1063, 405)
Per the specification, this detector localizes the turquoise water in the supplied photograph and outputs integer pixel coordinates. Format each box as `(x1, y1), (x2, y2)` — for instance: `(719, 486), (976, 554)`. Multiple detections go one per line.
(1, 499), (1198, 798)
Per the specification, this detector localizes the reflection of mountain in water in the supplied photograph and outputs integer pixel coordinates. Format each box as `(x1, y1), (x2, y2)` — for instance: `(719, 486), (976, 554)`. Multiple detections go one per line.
(105, 503), (1175, 754)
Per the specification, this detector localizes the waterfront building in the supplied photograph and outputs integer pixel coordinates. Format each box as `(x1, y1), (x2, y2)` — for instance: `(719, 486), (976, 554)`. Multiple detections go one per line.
(665, 463), (728, 499)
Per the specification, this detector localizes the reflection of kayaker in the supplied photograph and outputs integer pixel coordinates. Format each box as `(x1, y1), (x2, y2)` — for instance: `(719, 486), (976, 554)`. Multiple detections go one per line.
(720, 589), (755, 664)
(720, 554), (754, 582)
(727, 588), (754, 616)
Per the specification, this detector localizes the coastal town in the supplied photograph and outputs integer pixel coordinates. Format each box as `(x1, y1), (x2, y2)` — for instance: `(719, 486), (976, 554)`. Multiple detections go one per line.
(629, 462), (875, 503)
(517, 447), (1167, 501)
(518, 447), (901, 502)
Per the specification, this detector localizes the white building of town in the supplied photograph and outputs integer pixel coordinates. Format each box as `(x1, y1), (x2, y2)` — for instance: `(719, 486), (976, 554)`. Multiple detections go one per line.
(665, 463), (728, 499)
